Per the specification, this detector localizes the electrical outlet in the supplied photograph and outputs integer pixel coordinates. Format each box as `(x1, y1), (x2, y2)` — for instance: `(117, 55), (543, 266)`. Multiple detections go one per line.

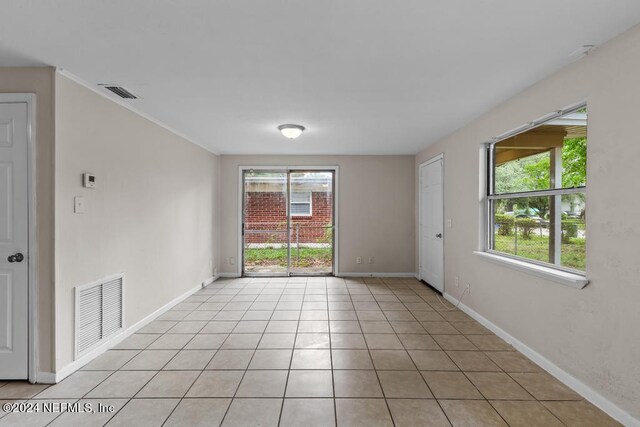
(230, 257), (236, 265)
(356, 257), (362, 264)
(447, 218), (453, 229)
(455, 276), (459, 288)
(466, 283), (471, 294)
(368, 256), (375, 264)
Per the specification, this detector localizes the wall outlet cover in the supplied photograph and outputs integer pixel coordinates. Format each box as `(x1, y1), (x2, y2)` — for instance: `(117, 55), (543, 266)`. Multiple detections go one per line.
(74, 196), (85, 214)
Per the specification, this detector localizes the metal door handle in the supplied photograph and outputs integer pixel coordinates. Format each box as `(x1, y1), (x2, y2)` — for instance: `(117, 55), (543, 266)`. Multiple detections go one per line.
(7, 253), (24, 263)
(435, 233), (442, 238)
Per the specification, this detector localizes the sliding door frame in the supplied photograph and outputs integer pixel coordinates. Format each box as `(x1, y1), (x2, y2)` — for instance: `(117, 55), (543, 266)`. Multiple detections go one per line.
(238, 166), (339, 277)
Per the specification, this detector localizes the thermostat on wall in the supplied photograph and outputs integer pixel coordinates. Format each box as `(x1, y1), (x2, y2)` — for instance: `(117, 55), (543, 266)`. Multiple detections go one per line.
(83, 173), (96, 189)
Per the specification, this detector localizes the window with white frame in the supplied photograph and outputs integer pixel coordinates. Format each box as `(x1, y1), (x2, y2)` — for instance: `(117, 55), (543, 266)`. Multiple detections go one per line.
(486, 105), (587, 273)
(290, 191), (312, 216)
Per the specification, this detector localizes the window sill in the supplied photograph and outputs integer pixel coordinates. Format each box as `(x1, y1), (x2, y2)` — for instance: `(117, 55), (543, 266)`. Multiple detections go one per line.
(473, 251), (589, 289)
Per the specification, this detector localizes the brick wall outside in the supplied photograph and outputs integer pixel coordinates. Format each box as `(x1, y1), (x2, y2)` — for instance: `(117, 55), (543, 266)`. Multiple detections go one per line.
(245, 192), (333, 244)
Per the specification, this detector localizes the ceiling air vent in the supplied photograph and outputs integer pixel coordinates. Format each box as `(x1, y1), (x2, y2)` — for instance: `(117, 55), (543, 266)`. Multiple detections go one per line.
(99, 84), (140, 99)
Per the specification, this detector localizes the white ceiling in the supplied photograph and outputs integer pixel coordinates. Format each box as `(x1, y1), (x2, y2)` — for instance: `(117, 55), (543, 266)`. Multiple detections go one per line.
(1, 1), (640, 155)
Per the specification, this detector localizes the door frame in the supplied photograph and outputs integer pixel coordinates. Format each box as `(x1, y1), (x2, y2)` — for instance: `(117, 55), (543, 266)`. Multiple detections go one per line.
(418, 153), (445, 292)
(237, 166), (339, 277)
(0, 93), (38, 383)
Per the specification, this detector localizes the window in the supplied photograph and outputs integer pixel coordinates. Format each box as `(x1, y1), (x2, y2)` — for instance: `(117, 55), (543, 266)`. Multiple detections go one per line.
(290, 191), (312, 216)
(487, 105), (587, 273)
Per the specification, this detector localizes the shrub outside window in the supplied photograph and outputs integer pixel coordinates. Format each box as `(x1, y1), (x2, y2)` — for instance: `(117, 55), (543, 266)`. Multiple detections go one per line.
(487, 105), (587, 272)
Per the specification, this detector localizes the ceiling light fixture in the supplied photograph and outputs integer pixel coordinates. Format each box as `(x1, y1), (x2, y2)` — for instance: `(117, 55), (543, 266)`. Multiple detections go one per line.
(278, 124), (305, 139)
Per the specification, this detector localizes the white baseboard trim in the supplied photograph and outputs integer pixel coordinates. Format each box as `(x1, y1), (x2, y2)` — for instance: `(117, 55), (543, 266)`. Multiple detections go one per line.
(202, 275), (219, 287)
(36, 372), (56, 384)
(338, 272), (417, 278)
(53, 282), (203, 383)
(219, 272), (418, 279)
(219, 272), (240, 278)
(443, 292), (639, 427)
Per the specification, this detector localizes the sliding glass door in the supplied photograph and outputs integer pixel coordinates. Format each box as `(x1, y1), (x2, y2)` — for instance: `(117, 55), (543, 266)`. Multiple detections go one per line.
(289, 171), (334, 275)
(242, 170), (289, 275)
(242, 169), (335, 276)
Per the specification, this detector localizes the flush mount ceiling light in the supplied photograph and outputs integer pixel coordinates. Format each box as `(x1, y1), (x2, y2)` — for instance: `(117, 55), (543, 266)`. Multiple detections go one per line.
(278, 124), (305, 139)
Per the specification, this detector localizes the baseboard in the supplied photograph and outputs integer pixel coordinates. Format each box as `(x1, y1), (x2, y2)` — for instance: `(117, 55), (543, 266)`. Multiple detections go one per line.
(36, 372), (56, 384)
(338, 272), (417, 278)
(219, 272), (418, 279)
(219, 272), (240, 278)
(53, 282), (204, 383)
(443, 292), (639, 427)
(202, 275), (218, 287)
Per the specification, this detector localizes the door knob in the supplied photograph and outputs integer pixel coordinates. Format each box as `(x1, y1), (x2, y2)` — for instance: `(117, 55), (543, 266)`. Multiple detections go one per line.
(7, 253), (24, 263)
(435, 233), (442, 238)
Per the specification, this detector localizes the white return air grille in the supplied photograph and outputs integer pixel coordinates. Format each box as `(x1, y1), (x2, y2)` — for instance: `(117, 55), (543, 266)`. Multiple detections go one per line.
(75, 274), (124, 358)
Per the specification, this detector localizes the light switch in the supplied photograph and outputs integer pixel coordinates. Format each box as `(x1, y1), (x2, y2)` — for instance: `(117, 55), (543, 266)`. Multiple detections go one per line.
(74, 196), (85, 214)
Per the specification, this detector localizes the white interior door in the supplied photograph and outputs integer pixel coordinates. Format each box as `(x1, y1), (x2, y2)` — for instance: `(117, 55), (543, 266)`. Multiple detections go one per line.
(0, 102), (29, 379)
(420, 157), (444, 292)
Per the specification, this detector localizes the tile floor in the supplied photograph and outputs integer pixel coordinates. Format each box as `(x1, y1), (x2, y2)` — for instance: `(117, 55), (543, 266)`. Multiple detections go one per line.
(0, 277), (621, 426)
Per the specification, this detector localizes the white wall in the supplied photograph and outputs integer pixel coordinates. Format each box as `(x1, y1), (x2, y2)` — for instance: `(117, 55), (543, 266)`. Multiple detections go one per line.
(54, 74), (220, 371)
(416, 24), (640, 421)
(220, 155), (415, 276)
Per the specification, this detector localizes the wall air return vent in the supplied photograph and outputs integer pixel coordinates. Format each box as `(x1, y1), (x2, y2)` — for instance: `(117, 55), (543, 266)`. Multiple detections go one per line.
(99, 84), (140, 99)
(75, 273), (124, 358)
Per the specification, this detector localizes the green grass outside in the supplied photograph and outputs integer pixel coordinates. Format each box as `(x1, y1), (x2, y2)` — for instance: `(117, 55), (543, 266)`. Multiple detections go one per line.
(244, 247), (332, 267)
(494, 234), (585, 270)
(246, 236), (586, 271)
